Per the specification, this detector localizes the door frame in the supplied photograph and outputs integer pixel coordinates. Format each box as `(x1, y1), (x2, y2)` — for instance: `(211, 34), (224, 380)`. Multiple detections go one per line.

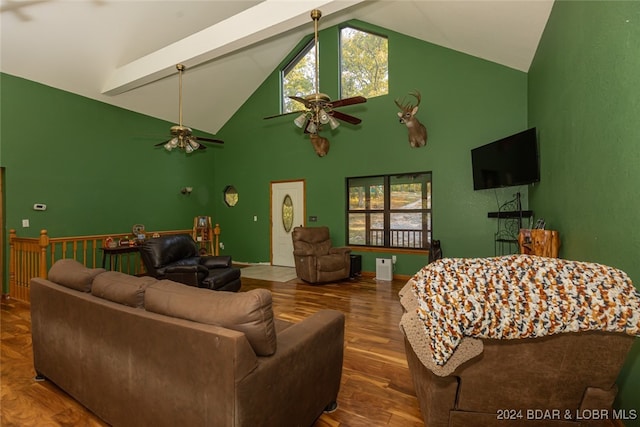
(270, 179), (306, 265)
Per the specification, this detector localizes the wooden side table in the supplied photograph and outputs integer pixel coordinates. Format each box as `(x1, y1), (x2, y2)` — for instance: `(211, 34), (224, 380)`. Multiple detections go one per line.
(518, 229), (560, 258)
(101, 246), (140, 270)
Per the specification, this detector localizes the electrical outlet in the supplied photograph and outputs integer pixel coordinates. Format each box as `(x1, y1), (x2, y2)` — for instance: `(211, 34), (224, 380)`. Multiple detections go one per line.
(392, 255), (397, 264)
(219, 242), (225, 250)
(253, 215), (258, 222)
(22, 219), (30, 228)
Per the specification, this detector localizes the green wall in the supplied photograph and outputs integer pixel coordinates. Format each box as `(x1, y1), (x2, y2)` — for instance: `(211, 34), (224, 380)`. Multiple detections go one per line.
(1, 21), (528, 282)
(0, 74), (219, 239)
(213, 20), (528, 274)
(528, 0), (640, 420)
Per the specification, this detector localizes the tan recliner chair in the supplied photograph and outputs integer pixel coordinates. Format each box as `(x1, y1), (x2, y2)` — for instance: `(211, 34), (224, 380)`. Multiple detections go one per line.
(292, 226), (351, 284)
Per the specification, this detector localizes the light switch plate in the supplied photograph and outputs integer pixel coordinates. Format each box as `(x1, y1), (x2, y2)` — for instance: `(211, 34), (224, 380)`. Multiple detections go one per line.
(22, 219), (30, 227)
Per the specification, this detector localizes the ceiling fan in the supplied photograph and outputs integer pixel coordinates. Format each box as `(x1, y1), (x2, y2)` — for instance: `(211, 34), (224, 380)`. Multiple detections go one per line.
(156, 64), (224, 153)
(264, 9), (367, 138)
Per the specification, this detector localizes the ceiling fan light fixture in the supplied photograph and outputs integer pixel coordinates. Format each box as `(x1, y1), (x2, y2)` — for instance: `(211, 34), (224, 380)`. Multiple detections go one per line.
(294, 113), (307, 128)
(328, 115), (340, 130)
(188, 139), (200, 150)
(318, 109), (330, 124)
(164, 137), (180, 151)
(306, 121), (317, 134)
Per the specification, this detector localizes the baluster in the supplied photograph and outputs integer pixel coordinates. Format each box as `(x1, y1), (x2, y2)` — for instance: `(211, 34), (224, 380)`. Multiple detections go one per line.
(9, 229), (16, 298)
(39, 230), (49, 279)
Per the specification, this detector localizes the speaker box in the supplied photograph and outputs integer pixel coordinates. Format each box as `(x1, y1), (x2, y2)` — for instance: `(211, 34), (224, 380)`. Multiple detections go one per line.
(349, 254), (362, 278)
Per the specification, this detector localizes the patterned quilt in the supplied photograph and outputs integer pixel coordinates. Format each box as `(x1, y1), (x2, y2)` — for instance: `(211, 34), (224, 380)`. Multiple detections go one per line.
(410, 255), (640, 366)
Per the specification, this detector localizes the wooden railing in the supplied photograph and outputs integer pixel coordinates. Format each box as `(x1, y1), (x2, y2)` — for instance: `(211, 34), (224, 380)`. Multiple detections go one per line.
(369, 229), (427, 249)
(8, 227), (220, 302)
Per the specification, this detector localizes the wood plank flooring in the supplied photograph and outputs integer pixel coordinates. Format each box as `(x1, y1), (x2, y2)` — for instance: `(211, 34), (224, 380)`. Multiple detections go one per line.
(1, 275), (424, 427)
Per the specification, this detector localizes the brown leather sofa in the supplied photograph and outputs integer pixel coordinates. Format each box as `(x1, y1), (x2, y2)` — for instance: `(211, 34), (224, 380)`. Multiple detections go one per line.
(292, 226), (351, 283)
(31, 259), (345, 427)
(139, 233), (241, 291)
(399, 256), (638, 427)
(402, 328), (634, 427)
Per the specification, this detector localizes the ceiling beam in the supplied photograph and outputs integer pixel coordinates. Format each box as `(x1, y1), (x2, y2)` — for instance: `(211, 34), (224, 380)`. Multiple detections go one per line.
(102, 0), (365, 96)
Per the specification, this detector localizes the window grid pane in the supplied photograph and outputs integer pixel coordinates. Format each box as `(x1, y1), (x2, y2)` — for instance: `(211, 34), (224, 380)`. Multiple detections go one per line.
(347, 172), (432, 249)
(282, 42), (316, 113)
(340, 27), (389, 99)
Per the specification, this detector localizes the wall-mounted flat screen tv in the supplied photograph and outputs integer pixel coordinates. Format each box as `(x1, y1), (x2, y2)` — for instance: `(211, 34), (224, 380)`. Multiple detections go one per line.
(471, 127), (539, 191)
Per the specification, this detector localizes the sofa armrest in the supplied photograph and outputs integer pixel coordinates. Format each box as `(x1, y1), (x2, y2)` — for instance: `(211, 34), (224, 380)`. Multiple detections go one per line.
(200, 255), (232, 269)
(236, 310), (345, 426)
(164, 265), (208, 287)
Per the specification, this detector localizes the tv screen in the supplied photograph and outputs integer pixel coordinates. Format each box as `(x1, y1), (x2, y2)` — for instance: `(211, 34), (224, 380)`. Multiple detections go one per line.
(471, 127), (539, 191)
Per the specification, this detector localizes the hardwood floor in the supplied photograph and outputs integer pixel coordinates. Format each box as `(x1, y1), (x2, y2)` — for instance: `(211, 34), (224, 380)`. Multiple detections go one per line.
(1, 275), (424, 427)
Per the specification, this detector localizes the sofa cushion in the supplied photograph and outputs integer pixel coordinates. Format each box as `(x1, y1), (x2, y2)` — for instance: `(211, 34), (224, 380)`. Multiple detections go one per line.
(144, 280), (277, 356)
(48, 259), (105, 292)
(92, 272), (157, 308)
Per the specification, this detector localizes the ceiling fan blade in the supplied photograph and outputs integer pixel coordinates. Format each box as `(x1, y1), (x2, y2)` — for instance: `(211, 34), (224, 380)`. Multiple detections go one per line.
(154, 139), (171, 147)
(328, 96), (367, 108)
(331, 110), (362, 125)
(288, 96), (312, 108)
(264, 110), (307, 120)
(195, 136), (224, 144)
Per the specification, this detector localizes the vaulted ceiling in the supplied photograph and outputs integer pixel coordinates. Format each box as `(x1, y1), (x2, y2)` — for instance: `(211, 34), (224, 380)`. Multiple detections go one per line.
(0, 0), (554, 135)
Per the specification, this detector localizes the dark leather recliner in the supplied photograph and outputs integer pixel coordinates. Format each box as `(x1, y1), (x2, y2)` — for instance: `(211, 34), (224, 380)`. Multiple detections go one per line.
(292, 226), (351, 284)
(139, 234), (241, 292)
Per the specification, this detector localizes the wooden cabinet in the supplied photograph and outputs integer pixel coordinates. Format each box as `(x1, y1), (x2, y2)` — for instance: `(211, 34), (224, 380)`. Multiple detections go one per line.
(518, 229), (560, 258)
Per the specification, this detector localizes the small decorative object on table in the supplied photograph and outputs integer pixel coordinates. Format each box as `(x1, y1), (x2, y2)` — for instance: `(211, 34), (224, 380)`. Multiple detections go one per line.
(104, 237), (117, 248)
(132, 224), (146, 245)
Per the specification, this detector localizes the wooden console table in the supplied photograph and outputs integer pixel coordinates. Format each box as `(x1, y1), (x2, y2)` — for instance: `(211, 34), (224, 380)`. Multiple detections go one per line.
(101, 245), (140, 270)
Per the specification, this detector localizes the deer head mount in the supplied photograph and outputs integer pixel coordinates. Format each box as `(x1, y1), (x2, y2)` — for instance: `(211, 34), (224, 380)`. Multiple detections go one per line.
(395, 90), (428, 148)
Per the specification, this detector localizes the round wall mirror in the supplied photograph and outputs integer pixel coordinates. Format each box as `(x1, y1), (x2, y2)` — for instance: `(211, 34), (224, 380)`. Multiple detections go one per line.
(223, 185), (238, 207)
